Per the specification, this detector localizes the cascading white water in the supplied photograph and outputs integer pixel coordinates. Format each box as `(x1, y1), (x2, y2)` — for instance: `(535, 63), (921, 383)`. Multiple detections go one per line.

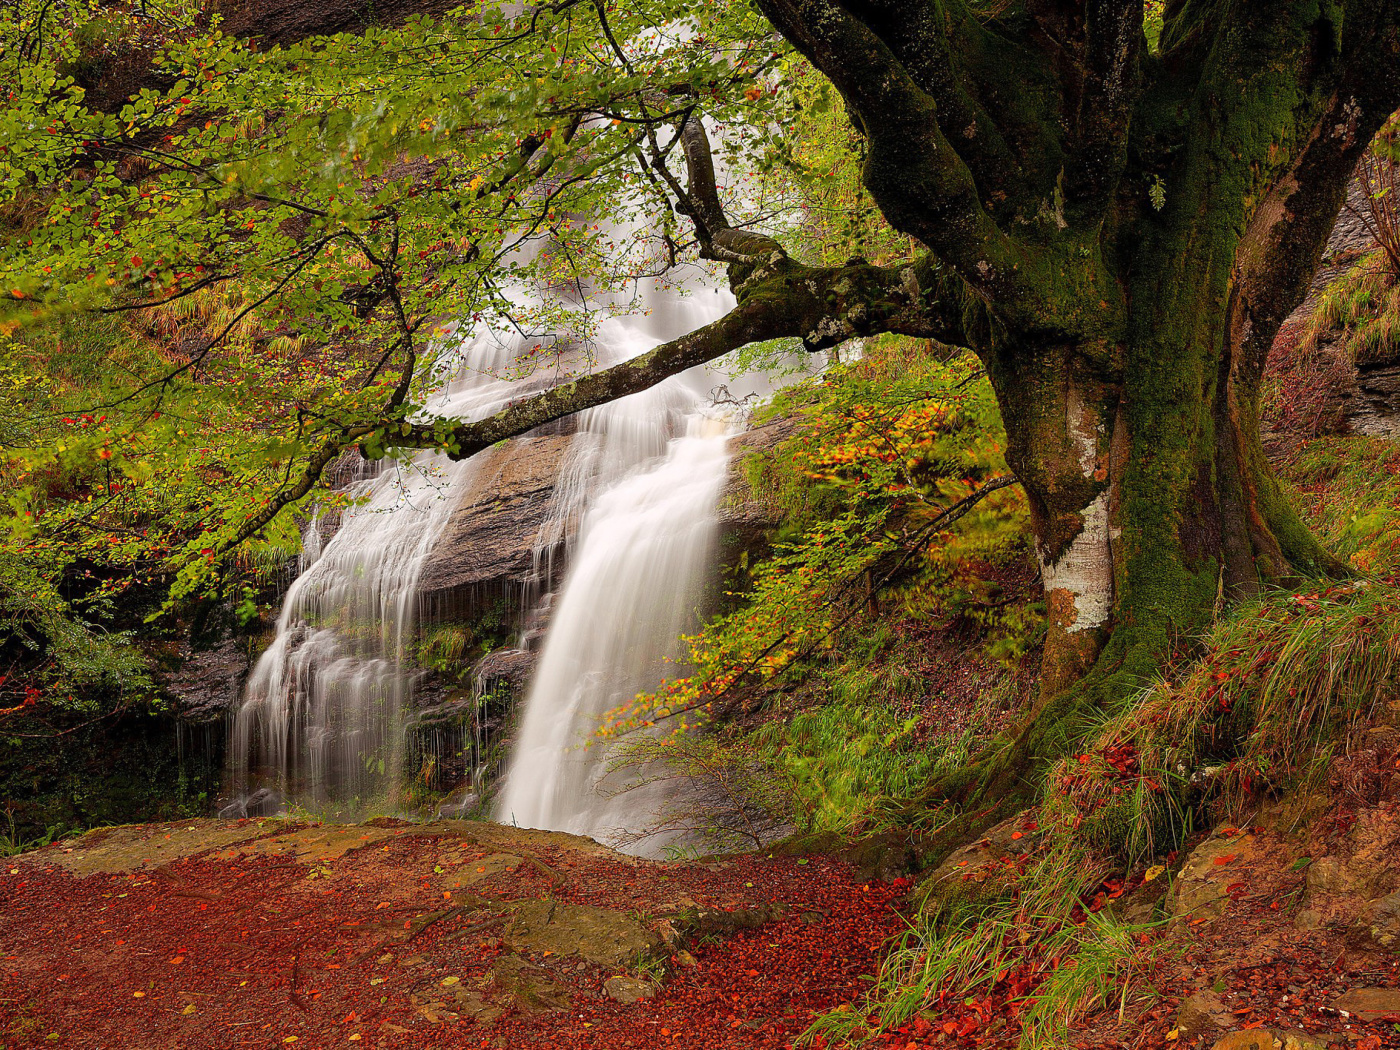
(225, 326), (559, 816)
(494, 410), (731, 846)
(225, 89), (802, 836)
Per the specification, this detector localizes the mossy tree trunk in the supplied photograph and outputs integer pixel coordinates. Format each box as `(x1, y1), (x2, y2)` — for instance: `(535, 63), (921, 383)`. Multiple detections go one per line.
(744, 0), (1400, 755)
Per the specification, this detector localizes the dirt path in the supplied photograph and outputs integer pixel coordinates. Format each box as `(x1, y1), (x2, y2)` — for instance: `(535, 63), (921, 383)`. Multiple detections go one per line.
(0, 819), (907, 1050)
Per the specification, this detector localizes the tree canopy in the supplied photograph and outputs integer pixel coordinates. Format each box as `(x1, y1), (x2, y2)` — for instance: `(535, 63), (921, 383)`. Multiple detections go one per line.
(4, 0), (1399, 746)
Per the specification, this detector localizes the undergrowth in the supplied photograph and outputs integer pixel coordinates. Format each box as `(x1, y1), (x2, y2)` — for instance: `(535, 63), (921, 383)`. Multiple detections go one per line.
(747, 699), (980, 836)
(1057, 581), (1400, 861)
(1299, 251), (1400, 368)
(803, 837), (1165, 1049)
(1280, 436), (1400, 577)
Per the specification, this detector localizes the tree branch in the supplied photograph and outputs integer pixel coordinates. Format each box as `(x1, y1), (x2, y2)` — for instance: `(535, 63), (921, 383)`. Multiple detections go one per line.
(390, 253), (964, 459)
(753, 0), (1024, 302)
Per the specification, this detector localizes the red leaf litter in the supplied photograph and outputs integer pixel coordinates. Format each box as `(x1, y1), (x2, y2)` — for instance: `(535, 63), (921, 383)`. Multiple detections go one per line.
(0, 819), (908, 1049)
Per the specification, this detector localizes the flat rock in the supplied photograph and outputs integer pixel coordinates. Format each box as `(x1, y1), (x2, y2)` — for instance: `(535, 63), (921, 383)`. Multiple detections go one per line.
(503, 899), (661, 969)
(36, 821), (271, 876)
(1212, 1032), (1339, 1050)
(1331, 987), (1400, 1021)
(603, 975), (657, 1003)
(1212, 1032), (1278, 1050)
(488, 953), (572, 1012)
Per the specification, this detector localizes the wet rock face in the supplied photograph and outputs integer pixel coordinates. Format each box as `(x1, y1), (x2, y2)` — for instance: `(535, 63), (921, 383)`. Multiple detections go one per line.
(1347, 363), (1400, 438)
(416, 416), (797, 622)
(416, 435), (577, 620)
(472, 648), (538, 696)
(715, 412), (803, 566)
(160, 636), (257, 722)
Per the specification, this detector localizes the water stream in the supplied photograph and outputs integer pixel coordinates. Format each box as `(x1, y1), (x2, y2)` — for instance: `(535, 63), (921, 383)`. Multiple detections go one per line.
(223, 260), (774, 849)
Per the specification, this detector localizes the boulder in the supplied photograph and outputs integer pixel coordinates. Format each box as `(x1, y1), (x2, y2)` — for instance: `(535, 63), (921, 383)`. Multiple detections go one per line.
(603, 975), (657, 1003)
(918, 811), (1042, 913)
(1168, 830), (1262, 923)
(217, 786), (279, 820)
(1351, 889), (1400, 950)
(1301, 805), (1400, 928)
(1331, 987), (1400, 1022)
(1176, 989), (1234, 1039)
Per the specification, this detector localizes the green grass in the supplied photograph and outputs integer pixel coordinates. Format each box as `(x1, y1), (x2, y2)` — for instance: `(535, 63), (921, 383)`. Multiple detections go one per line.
(1300, 252), (1400, 368)
(1281, 436), (1400, 577)
(801, 845), (1164, 1049)
(746, 698), (979, 836)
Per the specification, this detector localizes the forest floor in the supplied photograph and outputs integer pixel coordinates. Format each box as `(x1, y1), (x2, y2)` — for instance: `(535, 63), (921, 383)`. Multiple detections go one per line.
(8, 815), (1400, 1050)
(0, 817), (907, 1050)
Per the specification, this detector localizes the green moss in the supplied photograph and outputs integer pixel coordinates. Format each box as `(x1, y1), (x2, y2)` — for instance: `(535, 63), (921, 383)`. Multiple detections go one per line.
(1, 709), (219, 846)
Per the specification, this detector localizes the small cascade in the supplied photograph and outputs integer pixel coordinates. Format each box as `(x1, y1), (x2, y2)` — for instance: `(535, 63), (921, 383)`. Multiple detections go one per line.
(494, 410), (733, 848)
(224, 328), (551, 817)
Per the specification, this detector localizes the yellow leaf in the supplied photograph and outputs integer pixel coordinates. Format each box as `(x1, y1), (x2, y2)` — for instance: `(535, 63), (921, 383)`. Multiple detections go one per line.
(1143, 865), (1166, 883)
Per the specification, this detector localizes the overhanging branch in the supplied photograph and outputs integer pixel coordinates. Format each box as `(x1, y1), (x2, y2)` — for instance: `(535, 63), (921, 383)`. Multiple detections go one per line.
(390, 253), (965, 460)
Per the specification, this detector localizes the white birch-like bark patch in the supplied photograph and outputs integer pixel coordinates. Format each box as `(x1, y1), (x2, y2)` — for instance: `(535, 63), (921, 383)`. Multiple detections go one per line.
(1041, 491), (1113, 634)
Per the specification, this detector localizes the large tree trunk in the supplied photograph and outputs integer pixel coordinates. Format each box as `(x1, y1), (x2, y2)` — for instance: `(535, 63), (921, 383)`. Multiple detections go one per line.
(989, 267), (1344, 736)
(988, 343), (1120, 703)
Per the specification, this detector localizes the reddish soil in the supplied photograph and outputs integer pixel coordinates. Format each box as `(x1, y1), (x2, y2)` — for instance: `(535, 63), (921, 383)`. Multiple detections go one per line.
(0, 819), (908, 1050)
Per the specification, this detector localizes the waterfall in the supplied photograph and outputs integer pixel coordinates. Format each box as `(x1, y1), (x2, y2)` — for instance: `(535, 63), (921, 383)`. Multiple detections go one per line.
(222, 261), (756, 820)
(494, 376), (734, 849)
(222, 98), (801, 838)
(224, 325), (556, 817)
